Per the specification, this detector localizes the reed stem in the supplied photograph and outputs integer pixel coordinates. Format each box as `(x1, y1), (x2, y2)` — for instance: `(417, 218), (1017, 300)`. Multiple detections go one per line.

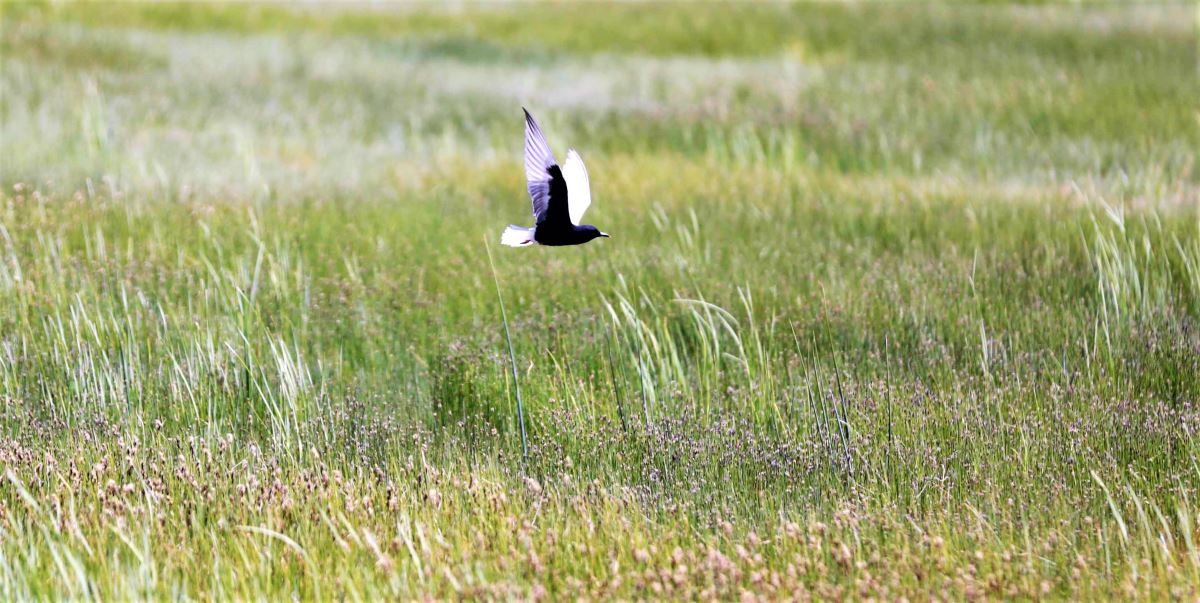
(485, 238), (529, 464)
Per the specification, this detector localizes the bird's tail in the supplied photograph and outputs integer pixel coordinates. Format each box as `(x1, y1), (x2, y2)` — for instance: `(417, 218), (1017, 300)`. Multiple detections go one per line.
(500, 225), (536, 247)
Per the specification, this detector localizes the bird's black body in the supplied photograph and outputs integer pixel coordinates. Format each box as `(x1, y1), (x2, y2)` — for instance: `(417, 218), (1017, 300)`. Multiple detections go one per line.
(533, 164), (607, 246)
(536, 223), (607, 246)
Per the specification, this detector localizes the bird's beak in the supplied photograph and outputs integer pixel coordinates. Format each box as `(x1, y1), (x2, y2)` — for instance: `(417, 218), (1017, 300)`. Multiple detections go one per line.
(600, 232), (611, 238)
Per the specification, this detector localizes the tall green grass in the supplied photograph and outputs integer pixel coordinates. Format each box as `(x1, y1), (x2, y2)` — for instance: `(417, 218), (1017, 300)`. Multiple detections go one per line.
(0, 1), (1198, 599)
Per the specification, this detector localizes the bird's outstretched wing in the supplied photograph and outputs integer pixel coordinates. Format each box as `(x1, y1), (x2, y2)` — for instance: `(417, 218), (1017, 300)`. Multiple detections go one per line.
(562, 149), (591, 225)
(523, 108), (559, 223)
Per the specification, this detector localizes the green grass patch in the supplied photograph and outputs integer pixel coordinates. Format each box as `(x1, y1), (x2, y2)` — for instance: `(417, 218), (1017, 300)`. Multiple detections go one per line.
(1, 2), (1198, 599)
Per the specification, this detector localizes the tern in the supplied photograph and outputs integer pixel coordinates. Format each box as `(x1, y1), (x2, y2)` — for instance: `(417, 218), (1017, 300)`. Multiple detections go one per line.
(501, 109), (609, 247)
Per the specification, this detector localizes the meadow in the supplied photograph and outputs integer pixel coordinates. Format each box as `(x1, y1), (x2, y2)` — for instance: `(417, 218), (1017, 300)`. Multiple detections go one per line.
(1, 1), (1198, 599)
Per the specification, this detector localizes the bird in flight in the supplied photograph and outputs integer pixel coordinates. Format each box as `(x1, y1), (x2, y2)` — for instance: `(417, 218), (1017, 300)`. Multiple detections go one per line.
(501, 108), (610, 247)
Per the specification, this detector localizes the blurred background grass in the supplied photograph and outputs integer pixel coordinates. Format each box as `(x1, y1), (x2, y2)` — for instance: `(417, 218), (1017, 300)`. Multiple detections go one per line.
(1, 1), (1198, 599)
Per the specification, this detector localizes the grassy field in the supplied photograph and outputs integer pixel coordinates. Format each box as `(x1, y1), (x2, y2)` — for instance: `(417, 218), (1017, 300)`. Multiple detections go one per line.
(1, 1), (1199, 599)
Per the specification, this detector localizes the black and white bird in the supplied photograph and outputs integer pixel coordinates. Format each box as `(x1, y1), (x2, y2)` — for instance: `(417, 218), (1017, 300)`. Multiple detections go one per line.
(501, 109), (610, 247)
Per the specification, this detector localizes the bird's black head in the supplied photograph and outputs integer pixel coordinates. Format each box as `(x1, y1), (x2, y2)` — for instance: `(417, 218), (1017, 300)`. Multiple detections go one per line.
(580, 225), (610, 241)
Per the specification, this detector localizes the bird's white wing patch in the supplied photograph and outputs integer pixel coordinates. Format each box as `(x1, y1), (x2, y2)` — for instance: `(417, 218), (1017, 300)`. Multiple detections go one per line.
(562, 149), (592, 225)
(524, 109), (557, 222)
